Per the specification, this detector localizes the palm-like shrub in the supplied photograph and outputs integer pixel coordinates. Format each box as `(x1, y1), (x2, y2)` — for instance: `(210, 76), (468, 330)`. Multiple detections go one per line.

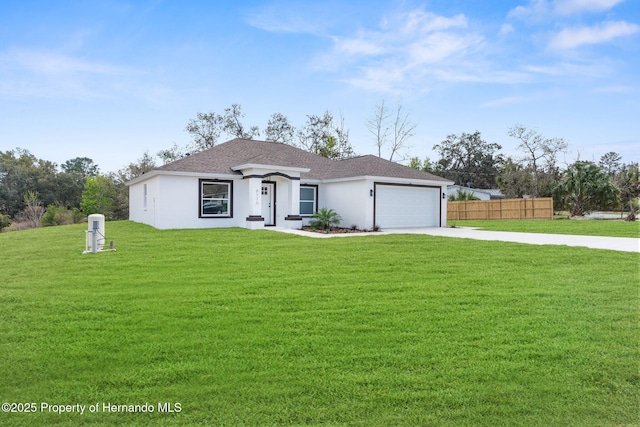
(309, 208), (342, 232)
(553, 162), (618, 216)
(448, 189), (480, 201)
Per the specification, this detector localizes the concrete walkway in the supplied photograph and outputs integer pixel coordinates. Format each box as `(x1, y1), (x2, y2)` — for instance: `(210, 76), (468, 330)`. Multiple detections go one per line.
(273, 227), (640, 253)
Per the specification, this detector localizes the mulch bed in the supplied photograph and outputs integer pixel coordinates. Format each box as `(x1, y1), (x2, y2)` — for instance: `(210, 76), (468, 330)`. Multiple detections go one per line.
(301, 226), (380, 234)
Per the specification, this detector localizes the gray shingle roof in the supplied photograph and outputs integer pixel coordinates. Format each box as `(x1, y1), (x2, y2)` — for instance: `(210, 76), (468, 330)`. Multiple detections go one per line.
(155, 139), (449, 182)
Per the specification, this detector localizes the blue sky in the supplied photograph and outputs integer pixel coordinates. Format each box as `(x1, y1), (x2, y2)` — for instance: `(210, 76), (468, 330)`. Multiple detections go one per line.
(1, 0), (638, 173)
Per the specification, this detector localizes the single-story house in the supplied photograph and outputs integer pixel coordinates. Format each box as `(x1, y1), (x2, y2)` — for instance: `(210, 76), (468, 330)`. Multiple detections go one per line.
(127, 139), (453, 230)
(447, 185), (504, 200)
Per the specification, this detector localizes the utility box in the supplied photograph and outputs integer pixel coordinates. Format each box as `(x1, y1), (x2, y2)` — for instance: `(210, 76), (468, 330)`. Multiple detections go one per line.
(86, 214), (105, 252)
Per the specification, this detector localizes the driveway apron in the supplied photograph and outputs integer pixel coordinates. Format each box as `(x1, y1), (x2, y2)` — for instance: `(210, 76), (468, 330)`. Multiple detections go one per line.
(274, 227), (640, 253)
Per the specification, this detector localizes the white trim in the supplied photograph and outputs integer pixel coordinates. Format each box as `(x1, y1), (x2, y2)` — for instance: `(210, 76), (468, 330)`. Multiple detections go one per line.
(321, 175), (453, 186)
(231, 163), (310, 173)
(127, 170), (240, 186)
(128, 168), (453, 191)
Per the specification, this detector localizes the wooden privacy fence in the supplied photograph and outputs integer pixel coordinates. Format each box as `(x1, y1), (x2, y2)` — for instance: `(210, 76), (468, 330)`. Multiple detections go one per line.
(448, 197), (553, 220)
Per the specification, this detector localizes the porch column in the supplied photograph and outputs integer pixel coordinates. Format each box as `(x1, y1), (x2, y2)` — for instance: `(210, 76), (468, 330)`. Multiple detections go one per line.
(284, 179), (303, 229)
(246, 177), (264, 229)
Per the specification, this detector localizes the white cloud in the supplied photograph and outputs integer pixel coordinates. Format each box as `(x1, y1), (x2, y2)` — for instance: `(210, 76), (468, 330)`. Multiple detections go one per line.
(244, 2), (334, 35)
(508, 0), (625, 19)
(331, 34), (386, 56)
(499, 24), (515, 36)
(481, 96), (527, 108)
(313, 8), (488, 93)
(3, 49), (127, 76)
(0, 48), (137, 100)
(548, 20), (640, 49)
(394, 9), (468, 34)
(592, 84), (635, 93)
(554, 0), (625, 15)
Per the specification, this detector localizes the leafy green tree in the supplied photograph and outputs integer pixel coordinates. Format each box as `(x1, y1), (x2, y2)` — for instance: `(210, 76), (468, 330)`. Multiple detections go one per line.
(265, 112), (296, 144)
(61, 157), (99, 177)
(507, 124), (567, 197)
(185, 111), (223, 151)
(309, 208), (342, 232)
(54, 157), (99, 209)
(408, 156), (422, 170)
(222, 103), (260, 139)
(599, 152), (622, 177)
(498, 157), (535, 198)
(554, 162), (618, 216)
(81, 175), (118, 219)
(0, 149), (58, 218)
(615, 163), (639, 221)
(297, 111), (355, 159)
(433, 131), (503, 188)
(408, 156), (436, 173)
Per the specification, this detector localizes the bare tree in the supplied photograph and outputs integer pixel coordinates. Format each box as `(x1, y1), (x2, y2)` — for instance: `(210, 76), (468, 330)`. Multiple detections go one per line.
(265, 112), (296, 144)
(334, 112), (354, 159)
(507, 124), (568, 197)
(390, 104), (417, 161)
(366, 100), (391, 158)
(23, 190), (44, 228)
(366, 100), (417, 161)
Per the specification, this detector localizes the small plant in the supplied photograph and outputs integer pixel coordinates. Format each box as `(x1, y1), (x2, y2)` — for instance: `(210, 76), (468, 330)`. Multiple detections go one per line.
(72, 208), (85, 224)
(350, 224), (358, 231)
(42, 202), (73, 227)
(371, 224), (381, 232)
(0, 213), (11, 232)
(448, 189), (480, 201)
(625, 199), (639, 222)
(309, 208), (342, 232)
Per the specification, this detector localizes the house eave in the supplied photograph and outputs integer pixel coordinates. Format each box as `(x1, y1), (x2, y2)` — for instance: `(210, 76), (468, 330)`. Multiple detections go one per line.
(231, 163), (311, 174)
(320, 175), (454, 186)
(126, 170), (240, 186)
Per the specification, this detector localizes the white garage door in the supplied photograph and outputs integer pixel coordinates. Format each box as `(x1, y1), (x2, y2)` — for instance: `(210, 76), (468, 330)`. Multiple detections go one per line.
(375, 185), (440, 228)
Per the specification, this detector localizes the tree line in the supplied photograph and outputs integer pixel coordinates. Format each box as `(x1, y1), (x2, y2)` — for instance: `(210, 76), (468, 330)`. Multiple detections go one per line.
(1, 102), (638, 231)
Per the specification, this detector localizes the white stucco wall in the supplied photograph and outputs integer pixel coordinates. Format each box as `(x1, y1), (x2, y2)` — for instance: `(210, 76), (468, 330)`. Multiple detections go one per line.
(130, 173), (450, 230)
(129, 175), (160, 228)
(130, 175), (250, 229)
(320, 179), (372, 229)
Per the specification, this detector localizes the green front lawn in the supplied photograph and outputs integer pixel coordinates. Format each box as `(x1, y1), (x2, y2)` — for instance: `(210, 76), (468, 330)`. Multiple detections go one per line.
(447, 219), (640, 238)
(1, 222), (638, 426)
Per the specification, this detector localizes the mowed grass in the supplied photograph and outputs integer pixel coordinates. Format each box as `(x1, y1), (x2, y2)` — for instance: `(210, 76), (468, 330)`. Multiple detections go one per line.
(448, 219), (640, 238)
(0, 222), (638, 426)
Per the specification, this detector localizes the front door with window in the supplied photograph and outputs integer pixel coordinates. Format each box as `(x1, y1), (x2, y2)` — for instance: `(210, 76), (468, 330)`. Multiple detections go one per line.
(261, 183), (275, 225)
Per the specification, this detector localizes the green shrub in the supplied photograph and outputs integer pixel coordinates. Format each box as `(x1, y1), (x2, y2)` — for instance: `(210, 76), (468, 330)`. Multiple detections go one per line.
(71, 208), (85, 224)
(0, 213), (11, 232)
(309, 207), (342, 232)
(448, 189), (480, 201)
(41, 203), (73, 227)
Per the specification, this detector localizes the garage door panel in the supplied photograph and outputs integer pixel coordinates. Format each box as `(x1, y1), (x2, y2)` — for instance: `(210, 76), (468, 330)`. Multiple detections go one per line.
(375, 185), (439, 228)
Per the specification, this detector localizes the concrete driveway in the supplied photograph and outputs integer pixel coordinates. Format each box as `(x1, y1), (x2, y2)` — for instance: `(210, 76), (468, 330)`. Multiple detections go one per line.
(274, 227), (640, 253)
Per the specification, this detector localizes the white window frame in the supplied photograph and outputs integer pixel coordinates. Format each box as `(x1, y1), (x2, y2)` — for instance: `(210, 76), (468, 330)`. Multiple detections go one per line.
(299, 185), (317, 216)
(199, 180), (233, 218)
(143, 184), (148, 210)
